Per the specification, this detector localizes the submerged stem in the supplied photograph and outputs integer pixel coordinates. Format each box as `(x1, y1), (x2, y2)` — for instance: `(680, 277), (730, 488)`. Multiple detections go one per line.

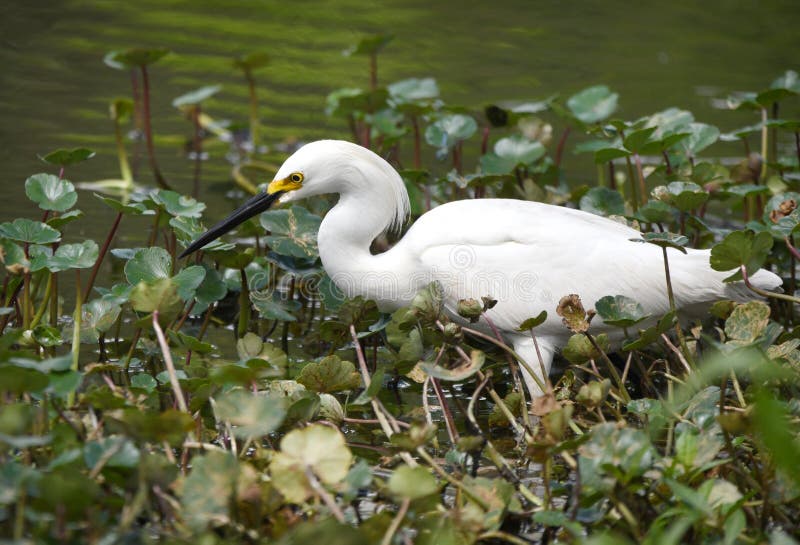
(140, 65), (170, 190)
(84, 212), (123, 301)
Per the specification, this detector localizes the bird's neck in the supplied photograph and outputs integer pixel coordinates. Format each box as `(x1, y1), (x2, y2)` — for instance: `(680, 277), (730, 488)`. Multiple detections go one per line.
(317, 192), (405, 307)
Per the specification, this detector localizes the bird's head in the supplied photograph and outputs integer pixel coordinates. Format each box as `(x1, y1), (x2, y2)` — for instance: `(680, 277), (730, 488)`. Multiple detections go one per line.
(180, 140), (408, 257)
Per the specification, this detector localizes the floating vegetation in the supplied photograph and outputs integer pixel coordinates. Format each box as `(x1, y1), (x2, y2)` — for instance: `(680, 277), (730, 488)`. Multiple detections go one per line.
(1, 35), (799, 545)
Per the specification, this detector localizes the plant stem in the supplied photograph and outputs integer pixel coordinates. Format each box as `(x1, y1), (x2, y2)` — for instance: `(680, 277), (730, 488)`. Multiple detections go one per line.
(662, 150), (673, 175)
(555, 126), (571, 168)
(760, 107), (768, 183)
(68, 270), (82, 407)
(459, 324), (546, 392)
(29, 273), (52, 329)
(624, 154), (639, 212)
(633, 152), (648, 206)
(661, 246), (693, 365)
(415, 447), (490, 510)
(113, 111), (133, 186)
(84, 212), (123, 301)
(380, 499), (410, 545)
(22, 271), (31, 330)
(431, 377), (459, 443)
(140, 65), (171, 189)
(794, 131), (800, 167)
(245, 70), (259, 152)
(584, 332), (630, 403)
(152, 310), (189, 413)
(741, 265), (800, 304)
(237, 268), (250, 338)
(349, 325), (415, 453)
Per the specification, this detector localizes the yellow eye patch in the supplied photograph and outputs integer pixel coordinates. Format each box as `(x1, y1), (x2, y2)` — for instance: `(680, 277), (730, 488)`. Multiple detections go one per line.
(268, 172), (303, 194)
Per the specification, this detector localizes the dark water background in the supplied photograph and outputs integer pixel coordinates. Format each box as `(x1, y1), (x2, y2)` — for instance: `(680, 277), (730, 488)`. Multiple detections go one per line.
(1, 0), (798, 238)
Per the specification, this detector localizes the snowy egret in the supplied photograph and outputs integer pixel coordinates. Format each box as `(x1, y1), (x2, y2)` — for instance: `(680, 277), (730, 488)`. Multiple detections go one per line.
(182, 140), (782, 398)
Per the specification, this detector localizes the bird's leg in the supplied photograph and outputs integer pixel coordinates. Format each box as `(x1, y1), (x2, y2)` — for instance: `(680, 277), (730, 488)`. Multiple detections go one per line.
(512, 336), (555, 400)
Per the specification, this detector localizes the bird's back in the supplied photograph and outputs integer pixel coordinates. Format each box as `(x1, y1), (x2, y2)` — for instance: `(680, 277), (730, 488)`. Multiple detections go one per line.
(394, 198), (781, 338)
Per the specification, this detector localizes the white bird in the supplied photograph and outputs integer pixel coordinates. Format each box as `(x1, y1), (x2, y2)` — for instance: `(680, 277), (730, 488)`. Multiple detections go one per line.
(182, 140), (782, 399)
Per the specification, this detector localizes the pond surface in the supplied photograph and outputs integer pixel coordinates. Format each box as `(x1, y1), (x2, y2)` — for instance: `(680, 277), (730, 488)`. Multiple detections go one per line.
(1, 0), (798, 235)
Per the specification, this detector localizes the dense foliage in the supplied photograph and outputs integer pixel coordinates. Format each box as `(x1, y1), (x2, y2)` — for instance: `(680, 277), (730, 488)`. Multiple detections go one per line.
(1, 39), (799, 544)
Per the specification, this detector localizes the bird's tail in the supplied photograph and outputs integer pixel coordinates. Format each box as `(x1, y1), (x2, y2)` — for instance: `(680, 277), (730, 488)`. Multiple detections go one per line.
(722, 267), (783, 302)
(672, 249), (783, 308)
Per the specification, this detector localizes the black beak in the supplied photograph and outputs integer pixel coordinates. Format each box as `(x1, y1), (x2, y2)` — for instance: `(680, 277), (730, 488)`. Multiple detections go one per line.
(180, 190), (285, 258)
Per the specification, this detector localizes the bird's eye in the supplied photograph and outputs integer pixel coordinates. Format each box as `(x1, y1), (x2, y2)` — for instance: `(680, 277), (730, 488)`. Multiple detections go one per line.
(290, 172), (304, 183)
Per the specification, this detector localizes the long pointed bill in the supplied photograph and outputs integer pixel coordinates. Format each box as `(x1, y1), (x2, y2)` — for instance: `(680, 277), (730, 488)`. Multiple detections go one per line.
(180, 190), (285, 257)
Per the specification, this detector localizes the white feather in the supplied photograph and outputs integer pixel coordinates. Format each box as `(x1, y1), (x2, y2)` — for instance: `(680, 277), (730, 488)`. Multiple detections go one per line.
(274, 140), (782, 397)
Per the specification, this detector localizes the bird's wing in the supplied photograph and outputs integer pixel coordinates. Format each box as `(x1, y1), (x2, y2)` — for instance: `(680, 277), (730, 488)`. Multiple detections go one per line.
(397, 199), (725, 339)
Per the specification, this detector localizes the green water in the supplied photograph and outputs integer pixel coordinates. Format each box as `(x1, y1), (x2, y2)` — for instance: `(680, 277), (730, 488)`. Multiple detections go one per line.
(1, 0), (798, 233)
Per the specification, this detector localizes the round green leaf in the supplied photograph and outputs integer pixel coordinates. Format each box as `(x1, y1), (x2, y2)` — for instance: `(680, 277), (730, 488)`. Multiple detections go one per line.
(425, 114), (478, 152)
(129, 278), (182, 318)
(181, 450), (238, 531)
(39, 148), (95, 166)
(296, 356), (361, 393)
(344, 34), (394, 56)
(125, 247), (172, 284)
(724, 301), (770, 345)
(566, 85), (618, 124)
(654, 181), (709, 212)
(634, 200), (675, 223)
(636, 232), (689, 253)
(388, 77), (439, 104)
(30, 240), (98, 273)
(680, 123), (720, 155)
(25, 174), (78, 212)
(250, 291), (299, 322)
(172, 265), (206, 301)
(710, 230), (774, 281)
(0, 219), (60, 244)
(95, 194), (152, 216)
(233, 52), (270, 71)
(388, 464), (440, 500)
(480, 135), (545, 175)
(214, 390), (286, 439)
(148, 190), (206, 218)
(562, 333), (609, 364)
(595, 295), (649, 328)
(579, 187), (625, 217)
(270, 424), (353, 503)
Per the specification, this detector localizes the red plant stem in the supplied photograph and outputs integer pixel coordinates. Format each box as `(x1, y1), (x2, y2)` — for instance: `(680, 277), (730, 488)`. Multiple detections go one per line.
(662, 150), (673, 175)
(84, 212), (123, 301)
(431, 377), (459, 443)
(633, 153), (647, 205)
(785, 236), (800, 262)
(555, 126), (571, 168)
(795, 132), (800, 166)
(0, 282), (23, 332)
(608, 161), (616, 190)
(412, 117), (421, 169)
(140, 65), (170, 189)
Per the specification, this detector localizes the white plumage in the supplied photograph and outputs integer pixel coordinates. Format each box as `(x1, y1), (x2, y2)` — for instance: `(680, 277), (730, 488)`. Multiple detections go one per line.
(189, 140), (783, 398)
